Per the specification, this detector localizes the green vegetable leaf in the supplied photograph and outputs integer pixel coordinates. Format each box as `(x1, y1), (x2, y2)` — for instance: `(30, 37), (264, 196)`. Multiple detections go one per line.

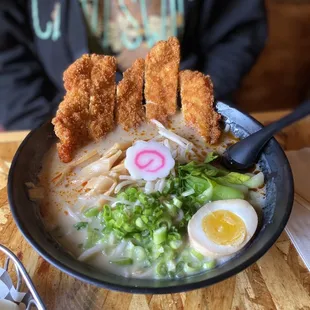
(215, 172), (251, 185)
(211, 181), (244, 200)
(204, 152), (219, 163)
(185, 175), (211, 195)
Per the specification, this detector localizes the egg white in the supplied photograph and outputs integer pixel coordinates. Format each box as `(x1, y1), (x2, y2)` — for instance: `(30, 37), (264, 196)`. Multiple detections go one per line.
(188, 199), (258, 258)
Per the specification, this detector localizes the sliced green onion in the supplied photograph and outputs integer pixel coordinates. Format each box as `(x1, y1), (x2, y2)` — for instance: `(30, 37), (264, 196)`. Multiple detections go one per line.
(163, 245), (175, 260)
(123, 223), (134, 232)
(168, 232), (182, 241)
(153, 245), (164, 259)
(141, 215), (148, 224)
(132, 233), (142, 243)
(135, 217), (145, 229)
(143, 208), (152, 216)
(169, 240), (182, 250)
(164, 202), (178, 217)
(102, 205), (112, 221)
(83, 207), (100, 218)
(173, 197), (183, 208)
(134, 205), (143, 214)
(153, 226), (167, 244)
(184, 262), (202, 273)
(138, 192), (148, 204)
(113, 228), (125, 239)
(203, 260), (216, 270)
(156, 261), (168, 277)
(141, 230), (150, 237)
(110, 257), (133, 265)
(191, 249), (204, 261)
(181, 189), (195, 197)
(134, 246), (147, 261)
(125, 187), (139, 202)
(175, 261), (185, 278)
(156, 217), (172, 229)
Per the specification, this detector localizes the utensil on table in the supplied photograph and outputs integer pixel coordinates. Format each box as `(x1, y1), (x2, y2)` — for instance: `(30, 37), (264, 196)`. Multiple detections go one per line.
(223, 100), (310, 171)
(0, 244), (45, 310)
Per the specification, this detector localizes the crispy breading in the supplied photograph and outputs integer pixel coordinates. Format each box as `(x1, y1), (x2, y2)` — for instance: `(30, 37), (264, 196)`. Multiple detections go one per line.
(115, 58), (145, 130)
(144, 37), (180, 123)
(53, 90), (90, 163)
(179, 70), (221, 144)
(89, 55), (116, 139)
(63, 54), (93, 91)
(52, 54), (116, 163)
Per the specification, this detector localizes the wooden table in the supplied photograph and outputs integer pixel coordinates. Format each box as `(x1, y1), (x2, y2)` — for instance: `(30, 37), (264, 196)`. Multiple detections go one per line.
(0, 111), (310, 310)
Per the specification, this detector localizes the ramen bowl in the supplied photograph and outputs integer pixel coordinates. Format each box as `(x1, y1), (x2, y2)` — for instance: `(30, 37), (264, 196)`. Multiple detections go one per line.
(7, 102), (294, 294)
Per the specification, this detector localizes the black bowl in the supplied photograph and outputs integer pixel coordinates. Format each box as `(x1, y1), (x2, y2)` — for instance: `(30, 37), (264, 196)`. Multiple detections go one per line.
(8, 102), (294, 294)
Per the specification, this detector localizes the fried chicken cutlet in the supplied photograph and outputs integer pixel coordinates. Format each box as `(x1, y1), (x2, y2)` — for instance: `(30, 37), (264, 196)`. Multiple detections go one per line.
(52, 54), (116, 163)
(179, 70), (221, 144)
(89, 55), (116, 140)
(115, 59), (145, 130)
(144, 37), (180, 123)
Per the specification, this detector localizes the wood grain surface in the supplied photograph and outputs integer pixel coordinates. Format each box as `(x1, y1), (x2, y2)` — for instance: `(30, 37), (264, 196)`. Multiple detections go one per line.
(0, 111), (310, 310)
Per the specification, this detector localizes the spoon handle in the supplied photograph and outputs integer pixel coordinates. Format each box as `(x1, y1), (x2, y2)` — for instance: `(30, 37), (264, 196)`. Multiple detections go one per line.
(255, 99), (310, 140)
(225, 100), (310, 168)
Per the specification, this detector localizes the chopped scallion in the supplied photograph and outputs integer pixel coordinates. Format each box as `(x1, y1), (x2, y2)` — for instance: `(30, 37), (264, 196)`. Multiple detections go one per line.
(83, 207), (100, 218)
(153, 226), (167, 244)
(156, 261), (168, 277)
(110, 257), (133, 265)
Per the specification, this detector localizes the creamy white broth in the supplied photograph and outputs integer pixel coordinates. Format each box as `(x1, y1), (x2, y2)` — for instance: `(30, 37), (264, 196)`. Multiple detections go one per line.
(37, 113), (266, 279)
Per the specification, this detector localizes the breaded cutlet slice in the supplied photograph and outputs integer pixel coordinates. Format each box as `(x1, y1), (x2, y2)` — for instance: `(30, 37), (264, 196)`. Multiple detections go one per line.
(179, 70), (221, 144)
(115, 58), (145, 130)
(53, 55), (92, 163)
(89, 55), (116, 140)
(52, 54), (116, 163)
(144, 37), (180, 123)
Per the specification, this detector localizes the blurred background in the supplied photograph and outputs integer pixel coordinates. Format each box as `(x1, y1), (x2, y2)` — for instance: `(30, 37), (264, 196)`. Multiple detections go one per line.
(1, 0), (310, 131)
(236, 0), (310, 112)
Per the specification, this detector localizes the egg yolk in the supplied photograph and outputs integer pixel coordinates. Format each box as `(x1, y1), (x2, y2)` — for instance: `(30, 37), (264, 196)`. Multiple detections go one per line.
(202, 210), (246, 245)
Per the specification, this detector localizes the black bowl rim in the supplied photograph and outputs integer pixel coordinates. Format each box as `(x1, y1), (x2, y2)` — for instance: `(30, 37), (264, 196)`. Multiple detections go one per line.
(7, 102), (294, 294)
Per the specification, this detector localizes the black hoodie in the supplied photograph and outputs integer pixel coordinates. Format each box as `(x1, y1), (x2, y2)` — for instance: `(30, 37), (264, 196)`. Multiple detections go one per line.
(0, 0), (267, 130)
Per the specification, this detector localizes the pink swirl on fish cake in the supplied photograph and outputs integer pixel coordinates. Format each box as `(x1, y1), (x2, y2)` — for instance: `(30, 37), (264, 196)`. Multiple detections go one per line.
(134, 150), (165, 173)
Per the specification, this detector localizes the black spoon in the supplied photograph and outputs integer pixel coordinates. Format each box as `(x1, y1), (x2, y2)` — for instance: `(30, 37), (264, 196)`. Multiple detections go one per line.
(222, 100), (310, 171)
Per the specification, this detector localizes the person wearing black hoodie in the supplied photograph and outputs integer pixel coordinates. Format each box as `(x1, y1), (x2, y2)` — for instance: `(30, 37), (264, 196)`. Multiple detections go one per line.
(0, 0), (267, 130)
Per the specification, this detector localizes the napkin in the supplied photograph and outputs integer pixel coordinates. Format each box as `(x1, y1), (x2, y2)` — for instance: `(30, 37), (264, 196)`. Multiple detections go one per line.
(285, 148), (310, 271)
(0, 267), (30, 309)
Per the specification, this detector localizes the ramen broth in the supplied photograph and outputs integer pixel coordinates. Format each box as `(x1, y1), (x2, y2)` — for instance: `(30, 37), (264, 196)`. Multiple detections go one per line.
(37, 113), (266, 279)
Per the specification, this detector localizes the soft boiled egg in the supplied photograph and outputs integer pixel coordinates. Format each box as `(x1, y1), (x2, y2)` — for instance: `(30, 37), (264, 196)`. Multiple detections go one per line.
(188, 199), (258, 258)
